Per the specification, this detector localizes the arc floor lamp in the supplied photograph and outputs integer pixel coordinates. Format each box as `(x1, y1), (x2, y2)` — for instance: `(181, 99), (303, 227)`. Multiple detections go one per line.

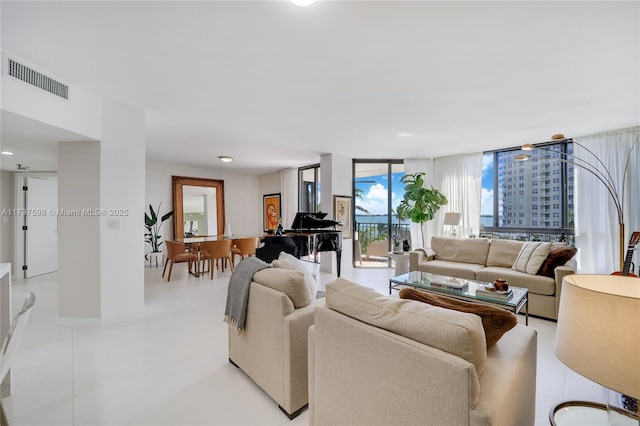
(516, 133), (638, 271)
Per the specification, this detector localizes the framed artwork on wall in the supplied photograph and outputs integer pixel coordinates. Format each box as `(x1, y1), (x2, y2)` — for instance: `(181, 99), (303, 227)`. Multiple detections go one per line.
(263, 193), (281, 232)
(333, 195), (352, 239)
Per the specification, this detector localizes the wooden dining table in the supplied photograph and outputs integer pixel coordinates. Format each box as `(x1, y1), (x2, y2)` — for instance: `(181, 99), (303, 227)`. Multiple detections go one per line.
(176, 235), (261, 276)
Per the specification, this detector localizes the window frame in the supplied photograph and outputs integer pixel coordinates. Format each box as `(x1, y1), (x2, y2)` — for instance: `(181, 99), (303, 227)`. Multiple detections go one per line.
(482, 141), (574, 239)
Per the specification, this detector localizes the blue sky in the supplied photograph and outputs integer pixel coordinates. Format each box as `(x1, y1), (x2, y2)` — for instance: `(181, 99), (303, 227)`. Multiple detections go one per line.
(354, 172), (405, 215)
(481, 154), (494, 216)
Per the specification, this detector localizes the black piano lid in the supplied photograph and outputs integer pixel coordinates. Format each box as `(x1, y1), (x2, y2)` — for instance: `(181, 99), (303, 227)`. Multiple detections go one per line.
(290, 212), (328, 229)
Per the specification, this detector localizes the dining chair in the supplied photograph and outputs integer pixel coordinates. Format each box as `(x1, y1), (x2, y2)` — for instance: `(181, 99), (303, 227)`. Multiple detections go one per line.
(163, 240), (198, 281)
(199, 240), (234, 279)
(231, 237), (260, 268)
(0, 292), (36, 425)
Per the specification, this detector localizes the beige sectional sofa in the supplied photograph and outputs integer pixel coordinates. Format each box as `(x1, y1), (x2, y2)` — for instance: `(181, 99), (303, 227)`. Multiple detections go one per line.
(308, 278), (537, 426)
(409, 236), (576, 320)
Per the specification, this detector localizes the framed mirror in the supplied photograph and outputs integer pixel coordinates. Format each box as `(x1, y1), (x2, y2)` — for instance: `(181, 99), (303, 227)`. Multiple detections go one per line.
(172, 176), (225, 238)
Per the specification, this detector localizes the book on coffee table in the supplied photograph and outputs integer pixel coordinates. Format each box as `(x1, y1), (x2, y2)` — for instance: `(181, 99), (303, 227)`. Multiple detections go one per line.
(431, 277), (468, 288)
(475, 285), (513, 300)
(429, 282), (469, 292)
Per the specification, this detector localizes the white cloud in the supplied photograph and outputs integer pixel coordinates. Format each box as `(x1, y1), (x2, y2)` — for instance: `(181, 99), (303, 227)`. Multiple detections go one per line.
(481, 188), (493, 215)
(355, 184), (402, 216)
(366, 183), (387, 200)
(482, 154), (493, 175)
(354, 183), (386, 215)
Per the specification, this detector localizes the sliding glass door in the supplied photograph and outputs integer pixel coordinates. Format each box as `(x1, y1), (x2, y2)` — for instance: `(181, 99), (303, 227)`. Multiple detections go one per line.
(353, 160), (406, 267)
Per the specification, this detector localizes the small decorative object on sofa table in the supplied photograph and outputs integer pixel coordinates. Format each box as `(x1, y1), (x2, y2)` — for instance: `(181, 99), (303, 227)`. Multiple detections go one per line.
(391, 233), (402, 253)
(554, 274), (639, 424)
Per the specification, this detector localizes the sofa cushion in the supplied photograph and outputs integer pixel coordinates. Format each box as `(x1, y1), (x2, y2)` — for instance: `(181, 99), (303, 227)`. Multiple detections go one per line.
(253, 268), (311, 308)
(416, 260), (484, 280)
(325, 278), (487, 374)
(537, 243), (577, 278)
(272, 252), (317, 298)
(476, 267), (556, 296)
(431, 237), (490, 265)
(512, 242), (551, 274)
(399, 288), (518, 347)
(486, 240), (524, 268)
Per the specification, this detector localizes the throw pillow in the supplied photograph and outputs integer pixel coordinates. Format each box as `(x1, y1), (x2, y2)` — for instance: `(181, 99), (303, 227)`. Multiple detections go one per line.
(272, 252), (317, 298)
(512, 242), (551, 274)
(537, 244), (577, 278)
(399, 288), (518, 347)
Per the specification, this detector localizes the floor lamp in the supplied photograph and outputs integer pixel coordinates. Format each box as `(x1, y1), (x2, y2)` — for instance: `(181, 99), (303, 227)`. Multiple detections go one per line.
(552, 274), (639, 425)
(517, 134), (638, 271)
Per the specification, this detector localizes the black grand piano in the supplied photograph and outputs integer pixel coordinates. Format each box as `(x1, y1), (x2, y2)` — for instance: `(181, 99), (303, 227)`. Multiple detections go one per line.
(256, 212), (343, 276)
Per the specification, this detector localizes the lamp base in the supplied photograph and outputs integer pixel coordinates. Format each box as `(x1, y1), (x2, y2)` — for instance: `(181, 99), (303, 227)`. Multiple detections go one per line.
(550, 400), (638, 426)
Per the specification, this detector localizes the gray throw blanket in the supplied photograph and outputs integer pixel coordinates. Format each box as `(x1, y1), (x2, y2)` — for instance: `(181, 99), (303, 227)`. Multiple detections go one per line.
(224, 257), (270, 334)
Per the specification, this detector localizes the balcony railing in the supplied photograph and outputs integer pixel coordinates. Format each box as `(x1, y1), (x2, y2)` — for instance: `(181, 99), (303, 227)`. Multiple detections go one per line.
(355, 221), (411, 254)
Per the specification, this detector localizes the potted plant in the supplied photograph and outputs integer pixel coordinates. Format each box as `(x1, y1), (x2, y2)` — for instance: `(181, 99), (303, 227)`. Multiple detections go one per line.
(391, 233), (402, 253)
(396, 172), (448, 248)
(145, 203), (174, 260)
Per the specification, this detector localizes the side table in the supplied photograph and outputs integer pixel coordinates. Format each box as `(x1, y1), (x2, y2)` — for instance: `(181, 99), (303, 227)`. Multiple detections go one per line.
(387, 252), (410, 275)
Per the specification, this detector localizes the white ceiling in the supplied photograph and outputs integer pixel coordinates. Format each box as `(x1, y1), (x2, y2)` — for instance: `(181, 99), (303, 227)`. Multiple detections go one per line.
(1, 1), (638, 175)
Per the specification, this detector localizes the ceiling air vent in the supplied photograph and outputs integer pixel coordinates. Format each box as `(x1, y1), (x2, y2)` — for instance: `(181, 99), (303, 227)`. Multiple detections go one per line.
(7, 58), (69, 100)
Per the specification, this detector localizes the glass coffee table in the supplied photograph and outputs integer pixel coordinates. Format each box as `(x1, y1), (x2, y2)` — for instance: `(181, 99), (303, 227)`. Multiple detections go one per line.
(389, 271), (529, 325)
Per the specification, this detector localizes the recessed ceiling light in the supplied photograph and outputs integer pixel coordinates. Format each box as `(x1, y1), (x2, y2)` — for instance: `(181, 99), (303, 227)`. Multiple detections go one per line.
(1, 151), (14, 155)
(291, 0), (316, 6)
(218, 156), (233, 163)
(397, 132), (414, 137)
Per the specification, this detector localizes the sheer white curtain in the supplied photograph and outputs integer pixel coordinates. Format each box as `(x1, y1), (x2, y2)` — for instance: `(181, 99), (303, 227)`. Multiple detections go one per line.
(433, 153), (483, 239)
(574, 126), (639, 273)
(279, 167), (298, 229)
(403, 158), (434, 249)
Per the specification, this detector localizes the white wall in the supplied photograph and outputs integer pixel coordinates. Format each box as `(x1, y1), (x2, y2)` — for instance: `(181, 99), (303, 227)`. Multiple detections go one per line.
(1, 54), (102, 140)
(58, 141), (101, 318)
(99, 99), (146, 318)
(145, 161), (261, 247)
(319, 154), (353, 275)
(259, 171), (280, 196)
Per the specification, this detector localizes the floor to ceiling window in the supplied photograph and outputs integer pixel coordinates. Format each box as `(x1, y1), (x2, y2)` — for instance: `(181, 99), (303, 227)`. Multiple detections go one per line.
(481, 141), (574, 243)
(353, 160), (405, 267)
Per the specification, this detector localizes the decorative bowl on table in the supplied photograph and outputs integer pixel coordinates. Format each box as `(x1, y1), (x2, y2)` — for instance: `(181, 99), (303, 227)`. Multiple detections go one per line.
(492, 278), (509, 292)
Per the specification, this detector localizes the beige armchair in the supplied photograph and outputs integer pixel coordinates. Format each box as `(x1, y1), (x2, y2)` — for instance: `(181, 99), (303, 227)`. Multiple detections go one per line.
(308, 278), (537, 426)
(228, 267), (323, 419)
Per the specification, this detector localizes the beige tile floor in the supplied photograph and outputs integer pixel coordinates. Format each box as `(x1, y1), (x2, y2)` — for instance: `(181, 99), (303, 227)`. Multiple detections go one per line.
(3, 260), (605, 425)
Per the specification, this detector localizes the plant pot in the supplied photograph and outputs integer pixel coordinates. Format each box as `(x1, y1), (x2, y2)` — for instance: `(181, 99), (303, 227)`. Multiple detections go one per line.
(146, 251), (165, 267)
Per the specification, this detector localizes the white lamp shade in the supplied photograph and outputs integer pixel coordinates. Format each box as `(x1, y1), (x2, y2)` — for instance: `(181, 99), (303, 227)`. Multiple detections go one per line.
(443, 212), (461, 226)
(555, 274), (640, 399)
